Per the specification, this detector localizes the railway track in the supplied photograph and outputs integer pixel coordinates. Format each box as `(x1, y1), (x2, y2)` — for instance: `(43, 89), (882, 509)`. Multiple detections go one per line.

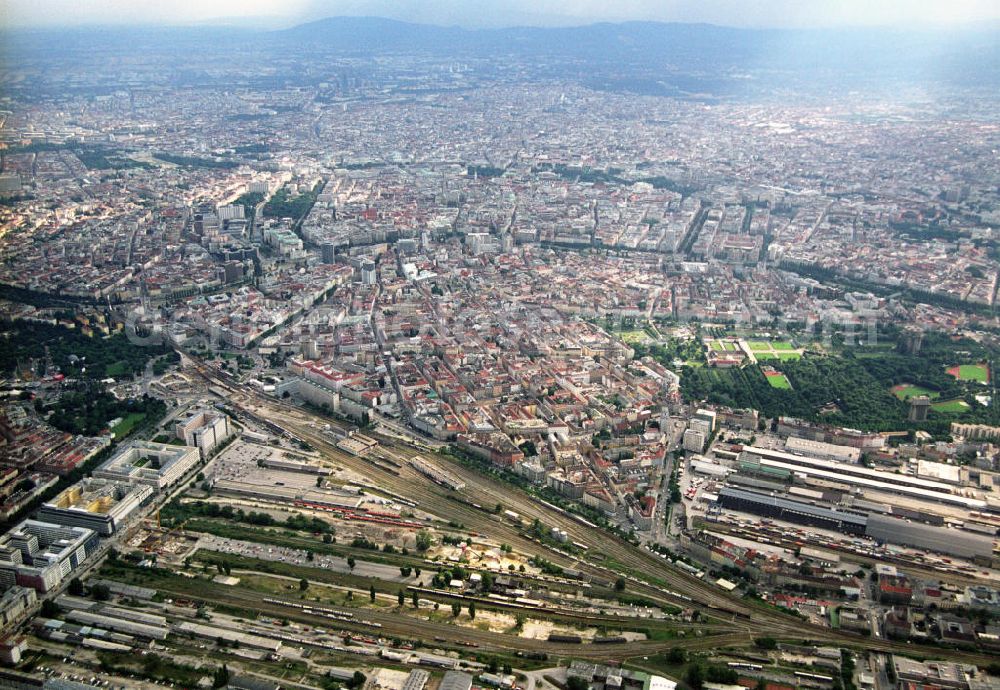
(200, 387), (798, 622)
(186, 361), (1000, 665)
(188, 544), (736, 636)
(135, 573), (747, 659)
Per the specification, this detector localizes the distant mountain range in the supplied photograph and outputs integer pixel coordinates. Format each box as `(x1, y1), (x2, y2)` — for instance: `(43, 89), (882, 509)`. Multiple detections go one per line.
(2, 16), (997, 96)
(279, 16), (999, 77)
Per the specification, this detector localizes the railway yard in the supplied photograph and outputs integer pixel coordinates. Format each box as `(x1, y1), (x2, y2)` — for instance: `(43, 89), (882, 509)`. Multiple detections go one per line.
(4, 356), (1000, 690)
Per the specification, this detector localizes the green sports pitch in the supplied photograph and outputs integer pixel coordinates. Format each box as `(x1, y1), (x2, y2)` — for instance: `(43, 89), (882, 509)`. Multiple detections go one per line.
(764, 371), (792, 389)
(890, 383), (939, 401)
(931, 399), (971, 413)
(946, 363), (990, 383)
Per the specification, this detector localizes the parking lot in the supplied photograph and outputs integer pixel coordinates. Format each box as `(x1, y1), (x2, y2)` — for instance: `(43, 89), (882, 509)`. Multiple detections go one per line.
(195, 534), (419, 584)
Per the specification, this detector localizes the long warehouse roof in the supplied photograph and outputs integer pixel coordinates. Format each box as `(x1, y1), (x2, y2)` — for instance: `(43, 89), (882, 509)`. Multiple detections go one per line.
(743, 446), (956, 492)
(717, 487), (868, 526)
(867, 514), (994, 559)
(752, 457), (987, 509)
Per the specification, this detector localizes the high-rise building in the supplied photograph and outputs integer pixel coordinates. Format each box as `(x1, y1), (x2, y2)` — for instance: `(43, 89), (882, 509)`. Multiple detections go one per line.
(216, 204), (245, 222)
(694, 408), (717, 433)
(321, 242), (336, 264)
(222, 260), (244, 284)
(908, 396), (932, 423)
(0, 520), (100, 593)
(361, 260), (377, 285)
(301, 338), (320, 360)
(899, 328), (924, 355)
(175, 410), (233, 460)
(683, 428), (706, 453)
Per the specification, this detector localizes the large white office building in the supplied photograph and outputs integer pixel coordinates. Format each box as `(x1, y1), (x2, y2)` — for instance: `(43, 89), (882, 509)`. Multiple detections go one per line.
(93, 441), (199, 490)
(0, 520), (99, 593)
(38, 478), (153, 536)
(175, 409), (232, 459)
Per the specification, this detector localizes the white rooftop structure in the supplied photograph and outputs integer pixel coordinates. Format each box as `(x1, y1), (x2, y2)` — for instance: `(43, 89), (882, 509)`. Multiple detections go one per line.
(93, 441), (199, 490)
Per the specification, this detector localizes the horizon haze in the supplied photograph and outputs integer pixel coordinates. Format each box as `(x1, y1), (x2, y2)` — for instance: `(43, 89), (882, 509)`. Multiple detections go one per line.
(3, 0), (1000, 30)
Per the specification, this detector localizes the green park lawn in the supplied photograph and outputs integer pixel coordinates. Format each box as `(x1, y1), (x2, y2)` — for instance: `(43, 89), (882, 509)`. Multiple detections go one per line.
(111, 412), (146, 438)
(619, 330), (651, 344)
(748, 341), (799, 360)
(756, 350), (802, 361)
(708, 339), (740, 352)
(105, 360), (129, 377)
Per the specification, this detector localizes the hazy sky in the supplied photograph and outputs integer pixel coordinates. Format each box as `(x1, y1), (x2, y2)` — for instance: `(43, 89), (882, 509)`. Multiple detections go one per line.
(3, 0), (999, 29)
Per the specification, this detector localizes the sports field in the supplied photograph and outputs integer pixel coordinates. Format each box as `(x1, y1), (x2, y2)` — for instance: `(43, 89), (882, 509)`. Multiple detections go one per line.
(890, 383), (939, 401)
(764, 370), (792, 389)
(931, 399), (971, 413)
(946, 363), (990, 383)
